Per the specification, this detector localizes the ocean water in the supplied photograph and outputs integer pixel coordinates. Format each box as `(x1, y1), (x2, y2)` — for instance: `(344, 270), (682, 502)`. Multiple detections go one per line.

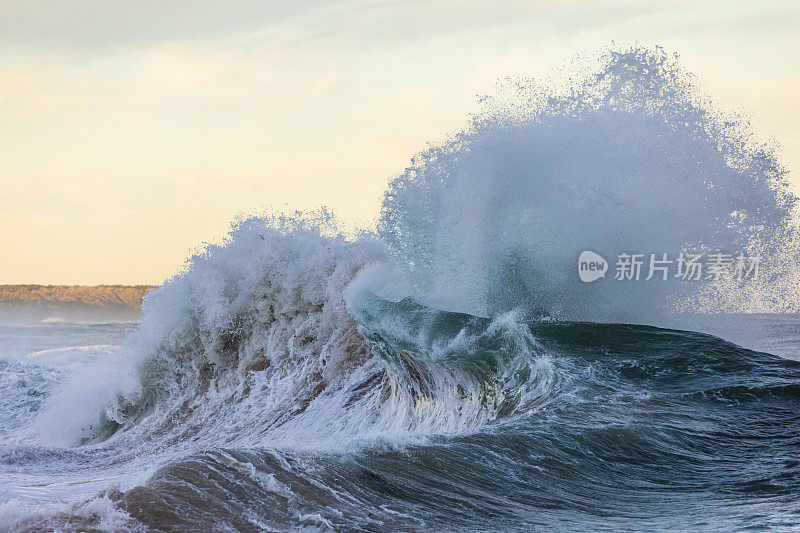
(1, 312), (799, 531)
(2, 46), (800, 531)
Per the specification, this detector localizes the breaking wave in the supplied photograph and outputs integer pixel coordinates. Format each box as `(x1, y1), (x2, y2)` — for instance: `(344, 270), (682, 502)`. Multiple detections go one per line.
(3, 46), (800, 531)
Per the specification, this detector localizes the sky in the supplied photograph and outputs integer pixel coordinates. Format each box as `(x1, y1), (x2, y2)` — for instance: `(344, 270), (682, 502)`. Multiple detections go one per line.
(1, 0), (798, 284)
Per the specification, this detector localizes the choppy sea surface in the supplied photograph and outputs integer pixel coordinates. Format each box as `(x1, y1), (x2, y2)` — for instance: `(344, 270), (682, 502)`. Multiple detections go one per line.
(1, 312), (799, 532)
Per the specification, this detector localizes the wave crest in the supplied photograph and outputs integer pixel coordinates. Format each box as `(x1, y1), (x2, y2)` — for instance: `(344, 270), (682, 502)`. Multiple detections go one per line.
(379, 46), (797, 321)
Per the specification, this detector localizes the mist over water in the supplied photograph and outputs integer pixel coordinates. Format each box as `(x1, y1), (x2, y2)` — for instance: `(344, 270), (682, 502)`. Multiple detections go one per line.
(2, 46), (800, 531)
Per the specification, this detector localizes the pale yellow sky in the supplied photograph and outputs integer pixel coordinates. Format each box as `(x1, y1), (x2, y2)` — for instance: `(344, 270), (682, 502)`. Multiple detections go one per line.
(1, 0), (798, 284)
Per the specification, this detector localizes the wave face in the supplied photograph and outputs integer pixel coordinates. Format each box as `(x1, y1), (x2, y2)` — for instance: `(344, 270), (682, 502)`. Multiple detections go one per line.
(3, 46), (800, 531)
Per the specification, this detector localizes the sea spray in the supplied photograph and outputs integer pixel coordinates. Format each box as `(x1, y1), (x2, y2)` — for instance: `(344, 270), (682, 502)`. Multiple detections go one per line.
(379, 46), (797, 322)
(40, 210), (386, 447)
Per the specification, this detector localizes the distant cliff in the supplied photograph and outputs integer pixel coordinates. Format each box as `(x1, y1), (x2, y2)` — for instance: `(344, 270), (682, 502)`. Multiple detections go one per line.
(0, 285), (156, 324)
